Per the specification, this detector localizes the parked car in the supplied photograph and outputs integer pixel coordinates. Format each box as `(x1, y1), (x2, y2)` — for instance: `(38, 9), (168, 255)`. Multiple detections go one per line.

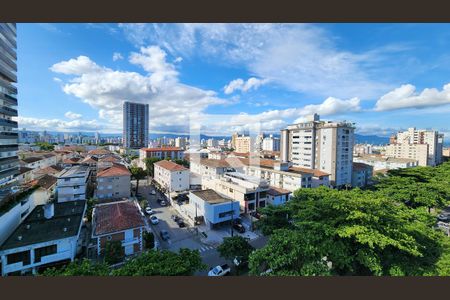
(171, 215), (180, 222)
(151, 190), (156, 195)
(159, 200), (167, 206)
(150, 215), (159, 225)
(145, 207), (154, 215)
(438, 212), (450, 222)
(159, 230), (170, 241)
(233, 223), (245, 233)
(208, 264), (231, 276)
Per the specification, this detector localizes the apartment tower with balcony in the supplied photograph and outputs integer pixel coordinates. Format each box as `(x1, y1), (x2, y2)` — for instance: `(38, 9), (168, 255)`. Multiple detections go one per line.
(122, 101), (149, 149)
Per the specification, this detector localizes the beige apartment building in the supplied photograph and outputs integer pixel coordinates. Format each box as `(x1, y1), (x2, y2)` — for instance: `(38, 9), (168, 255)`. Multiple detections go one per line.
(280, 114), (355, 188)
(96, 163), (131, 199)
(388, 128), (444, 166)
(234, 135), (252, 153)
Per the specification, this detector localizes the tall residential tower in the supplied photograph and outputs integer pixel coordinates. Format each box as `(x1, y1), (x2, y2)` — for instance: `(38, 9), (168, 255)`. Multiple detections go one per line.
(122, 101), (149, 149)
(280, 114), (355, 188)
(0, 23), (19, 190)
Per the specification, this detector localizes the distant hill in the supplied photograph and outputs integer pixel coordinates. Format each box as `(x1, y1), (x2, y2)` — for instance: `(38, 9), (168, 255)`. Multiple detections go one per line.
(355, 134), (389, 145)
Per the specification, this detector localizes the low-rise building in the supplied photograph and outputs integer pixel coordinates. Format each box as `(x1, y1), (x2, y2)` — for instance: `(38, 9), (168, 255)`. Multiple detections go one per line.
(139, 147), (184, 169)
(0, 200), (86, 276)
(202, 172), (269, 213)
(189, 157), (244, 182)
(19, 154), (57, 170)
(91, 200), (146, 257)
(96, 163), (131, 199)
(15, 167), (34, 184)
(351, 162), (373, 188)
(186, 189), (240, 229)
(353, 154), (418, 171)
(267, 186), (292, 206)
(56, 166), (91, 202)
(153, 160), (189, 193)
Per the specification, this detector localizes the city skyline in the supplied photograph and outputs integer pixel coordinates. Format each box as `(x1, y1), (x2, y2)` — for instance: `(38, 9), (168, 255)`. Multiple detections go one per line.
(14, 23), (450, 139)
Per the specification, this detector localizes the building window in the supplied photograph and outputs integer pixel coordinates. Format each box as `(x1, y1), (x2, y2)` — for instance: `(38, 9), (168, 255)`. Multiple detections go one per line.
(259, 191), (267, 198)
(34, 244), (57, 263)
(259, 201), (266, 208)
(248, 203), (255, 211)
(218, 211), (233, 218)
(107, 235), (112, 241)
(7, 251), (31, 265)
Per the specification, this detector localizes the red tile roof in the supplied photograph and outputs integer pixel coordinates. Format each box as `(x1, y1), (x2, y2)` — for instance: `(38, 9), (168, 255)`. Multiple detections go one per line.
(88, 148), (111, 155)
(63, 157), (81, 164)
(99, 156), (120, 163)
(289, 167), (330, 177)
(34, 165), (63, 176)
(31, 174), (57, 190)
(267, 186), (291, 196)
(141, 147), (183, 152)
(81, 156), (99, 164)
(97, 163), (131, 177)
(93, 200), (145, 236)
(154, 160), (188, 171)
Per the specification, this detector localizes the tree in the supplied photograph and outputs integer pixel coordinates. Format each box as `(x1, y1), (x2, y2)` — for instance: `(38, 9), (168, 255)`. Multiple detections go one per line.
(130, 166), (146, 194)
(85, 198), (96, 222)
(103, 240), (125, 265)
(250, 186), (446, 276)
(41, 259), (110, 276)
(217, 236), (254, 261)
(174, 159), (189, 168)
(35, 142), (54, 151)
(143, 157), (161, 178)
(143, 231), (155, 250)
(112, 249), (206, 276)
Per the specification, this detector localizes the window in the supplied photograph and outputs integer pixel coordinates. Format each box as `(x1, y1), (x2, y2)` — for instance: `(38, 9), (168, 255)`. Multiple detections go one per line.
(248, 203), (255, 211)
(245, 193), (256, 201)
(7, 250), (31, 265)
(218, 211), (233, 218)
(20, 209), (29, 219)
(259, 191), (267, 199)
(259, 201), (266, 208)
(107, 235), (112, 241)
(34, 244), (57, 263)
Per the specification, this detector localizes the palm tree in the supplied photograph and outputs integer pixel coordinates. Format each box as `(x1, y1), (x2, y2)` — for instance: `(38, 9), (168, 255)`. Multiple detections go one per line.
(143, 157), (161, 179)
(130, 166), (146, 195)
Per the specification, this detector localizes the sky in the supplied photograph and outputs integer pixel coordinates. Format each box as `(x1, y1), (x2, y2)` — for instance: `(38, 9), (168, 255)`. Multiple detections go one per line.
(14, 23), (450, 139)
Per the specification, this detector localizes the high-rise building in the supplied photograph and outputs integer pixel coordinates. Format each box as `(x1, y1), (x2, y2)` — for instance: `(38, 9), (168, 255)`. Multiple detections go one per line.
(122, 101), (149, 149)
(234, 135), (252, 153)
(0, 23), (19, 189)
(386, 127), (444, 166)
(262, 134), (280, 152)
(231, 132), (238, 150)
(280, 114), (355, 188)
(175, 136), (186, 149)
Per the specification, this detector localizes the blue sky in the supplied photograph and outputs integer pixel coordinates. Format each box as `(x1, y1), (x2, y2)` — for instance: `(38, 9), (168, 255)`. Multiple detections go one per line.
(15, 23), (450, 138)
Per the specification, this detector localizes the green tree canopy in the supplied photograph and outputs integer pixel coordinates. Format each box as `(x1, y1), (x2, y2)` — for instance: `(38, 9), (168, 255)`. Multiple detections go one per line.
(143, 157), (161, 177)
(103, 240), (125, 265)
(130, 166), (146, 193)
(41, 259), (110, 276)
(217, 236), (255, 261)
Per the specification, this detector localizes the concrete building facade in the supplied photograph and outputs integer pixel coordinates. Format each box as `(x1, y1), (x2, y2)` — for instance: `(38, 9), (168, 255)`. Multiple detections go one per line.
(122, 101), (149, 149)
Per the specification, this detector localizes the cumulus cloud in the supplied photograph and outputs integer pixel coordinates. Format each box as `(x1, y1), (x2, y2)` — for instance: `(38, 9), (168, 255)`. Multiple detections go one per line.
(375, 83), (450, 111)
(118, 24), (398, 99)
(223, 77), (269, 94)
(112, 52), (123, 61)
(64, 111), (82, 119)
(49, 46), (230, 134)
(16, 116), (112, 133)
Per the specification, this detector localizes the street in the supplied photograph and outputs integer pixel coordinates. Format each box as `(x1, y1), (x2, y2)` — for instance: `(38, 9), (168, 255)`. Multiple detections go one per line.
(133, 178), (269, 276)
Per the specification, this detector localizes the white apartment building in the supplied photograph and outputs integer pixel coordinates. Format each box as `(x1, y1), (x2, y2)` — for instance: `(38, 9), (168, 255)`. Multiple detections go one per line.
(353, 154), (418, 171)
(154, 160), (190, 192)
(202, 171), (269, 213)
(353, 144), (373, 156)
(139, 147), (184, 169)
(262, 134), (281, 152)
(207, 138), (218, 148)
(0, 200), (86, 276)
(175, 137), (187, 149)
(19, 154), (57, 170)
(280, 114), (355, 188)
(242, 159), (330, 192)
(389, 127), (444, 166)
(56, 165), (91, 202)
(189, 157), (244, 182)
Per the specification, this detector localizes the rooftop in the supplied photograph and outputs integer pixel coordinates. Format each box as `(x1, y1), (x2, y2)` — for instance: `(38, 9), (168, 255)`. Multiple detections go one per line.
(31, 174), (57, 190)
(88, 148), (111, 155)
(21, 157), (42, 164)
(356, 155), (418, 164)
(191, 189), (231, 204)
(34, 165), (64, 176)
(97, 163), (131, 177)
(267, 186), (292, 196)
(0, 200), (86, 251)
(93, 200), (145, 236)
(196, 157), (245, 168)
(155, 160), (188, 171)
(18, 166), (33, 175)
(141, 147), (183, 152)
(58, 165), (90, 179)
(289, 167), (330, 177)
(353, 162), (373, 171)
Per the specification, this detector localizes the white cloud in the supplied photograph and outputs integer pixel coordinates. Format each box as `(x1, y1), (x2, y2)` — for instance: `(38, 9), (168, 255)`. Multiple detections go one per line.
(64, 111), (82, 119)
(173, 57), (183, 63)
(16, 116), (113, 133)
(53, 77), (62, 83)
(375, 83), (450, 111)
(223, 77), (269, 94)
(112, 52), (123, 61)
(49, 46), (230, 133)
(119, 24), (398, 99)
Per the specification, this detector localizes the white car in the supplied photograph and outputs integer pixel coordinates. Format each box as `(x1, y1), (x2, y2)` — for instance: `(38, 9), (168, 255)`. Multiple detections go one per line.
(145, 207), (153, 215)
(150, 215), (159, 225)
(151, 190), (156, 195)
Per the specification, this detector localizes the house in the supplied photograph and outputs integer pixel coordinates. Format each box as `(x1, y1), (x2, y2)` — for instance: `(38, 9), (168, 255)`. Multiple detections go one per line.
(189, 157), (244, 181)
(351, 162), (373, 188)
(62, 157), (82, 168)
(139, 147), (184, 169)
(96, 163), (131, 199)
(87, 148), (111, 156)
(91, 200), (146, 257)
(267, 186), (292, 206)
(153, 160), (189, 192)
(185, 189), (240, 229)
(0, 200), (86, 276)
(33, 165), (63, 178)
(20, 154), (57, 170)
(353, 154), (418, 171)
(56, 166), (91, 202)
(15, 167), (34, 184)
(202, 172), (269, 213)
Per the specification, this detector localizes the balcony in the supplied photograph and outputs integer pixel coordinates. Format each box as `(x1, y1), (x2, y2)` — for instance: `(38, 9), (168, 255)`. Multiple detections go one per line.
(0, 131), (18, 139)
(0, 118), (17, 128)
(0, 105), (17, 116)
